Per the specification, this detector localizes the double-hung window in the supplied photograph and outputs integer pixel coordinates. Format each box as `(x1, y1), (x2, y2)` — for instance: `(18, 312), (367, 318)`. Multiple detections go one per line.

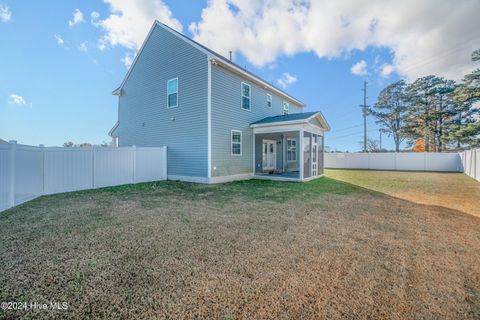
(287, 139), (297, 162)
(283, 101), (289, 115)
(167, 78), (178, 108)
(266, 94), (272, 108)
(231, 130), (242, 155)
(241, 82), (251, 110)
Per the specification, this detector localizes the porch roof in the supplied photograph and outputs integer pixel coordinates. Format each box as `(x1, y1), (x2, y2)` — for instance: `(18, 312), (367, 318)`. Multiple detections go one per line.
(250, 111), (330, 131)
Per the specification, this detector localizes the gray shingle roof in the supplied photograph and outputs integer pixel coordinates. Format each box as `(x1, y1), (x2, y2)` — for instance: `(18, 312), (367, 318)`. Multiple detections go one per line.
(251, 112), (319, 125)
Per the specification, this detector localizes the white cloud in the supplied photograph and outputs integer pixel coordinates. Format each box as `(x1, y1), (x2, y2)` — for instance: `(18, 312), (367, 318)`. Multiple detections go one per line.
(189, 0), (480, 80)
(351, 60), (368, 76)
(121, 52), (134, 68)
(8, 94), (28, 106)
(0, 3), (11, 22)
(380, 63), (395, 78)
(95, 0), (182, 51)
(54, 34), (65, 46)
(91, 11), (100, 26)
(69, 8), (84, 27)
(78, 42), (88, 52)
(277, 72), (297, 89)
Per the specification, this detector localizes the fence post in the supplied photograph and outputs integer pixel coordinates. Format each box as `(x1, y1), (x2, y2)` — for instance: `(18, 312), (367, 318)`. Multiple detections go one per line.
(132, 145), (137, 183)
(40, 144), (45, 195)
(163, 146), (168, 180)
(92, 146), (96, 188)
(8, 141), (17, 208)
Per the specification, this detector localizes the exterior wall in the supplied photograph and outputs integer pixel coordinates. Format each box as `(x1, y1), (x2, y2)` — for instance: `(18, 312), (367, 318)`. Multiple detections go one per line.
(116, 24), (209, 178)
(211, 64), (303, 177)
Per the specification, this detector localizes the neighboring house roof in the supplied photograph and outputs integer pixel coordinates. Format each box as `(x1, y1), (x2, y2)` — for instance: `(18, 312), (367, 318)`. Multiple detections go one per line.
(250, 111), (331, 131)
(0, 138), (8, 144)
(113, 21), (305, 107)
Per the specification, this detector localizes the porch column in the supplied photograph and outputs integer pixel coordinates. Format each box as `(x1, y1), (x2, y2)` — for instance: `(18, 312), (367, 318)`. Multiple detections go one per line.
(299, 129), (304, 181)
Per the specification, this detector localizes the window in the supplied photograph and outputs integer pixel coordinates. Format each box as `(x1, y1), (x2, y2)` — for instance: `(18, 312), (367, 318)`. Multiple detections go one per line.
(266, 94), (272, 108)
(241, 82), (251, 110)
(231, 130), (242, 155)
(167, 78), (178, 108)
(287, 139), (297, 162)
(283, 101), (289, 115)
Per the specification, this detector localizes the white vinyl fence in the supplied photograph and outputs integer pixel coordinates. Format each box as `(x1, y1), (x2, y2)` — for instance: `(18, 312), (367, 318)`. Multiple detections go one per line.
(325, 152), (463, 172)
(0, 143), (167, 212)
(461, 148), (479, 182)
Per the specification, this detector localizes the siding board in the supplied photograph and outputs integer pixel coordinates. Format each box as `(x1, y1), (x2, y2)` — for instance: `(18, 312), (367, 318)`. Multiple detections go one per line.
(117, 25), (208, 178)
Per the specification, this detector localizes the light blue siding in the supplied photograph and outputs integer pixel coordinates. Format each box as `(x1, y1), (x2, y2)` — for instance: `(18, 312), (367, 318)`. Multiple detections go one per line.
(211, 64), (303, 177)
(116, 25), (208, 178)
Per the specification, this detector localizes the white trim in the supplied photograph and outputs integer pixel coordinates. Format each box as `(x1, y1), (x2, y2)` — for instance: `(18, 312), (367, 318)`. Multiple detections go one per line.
(253, 175), (299, 182)
(286, 138), (297, 162)
(262, 139), (277, 171)
(208, 173), (253, 184)
(250, 111), (330, 131)
(252, 133), (256, 174)
(266, 93), (272, 108)
(302, 174), (325, 182)
(207, 59), (212, 178)
(299, 128), (304, 181)
(168, 175), (209, 184)
(241, 82), (251, 111)
(231, 129), (242, 156)
(113, 22), (159, 94)
(167, 77), (178, 109)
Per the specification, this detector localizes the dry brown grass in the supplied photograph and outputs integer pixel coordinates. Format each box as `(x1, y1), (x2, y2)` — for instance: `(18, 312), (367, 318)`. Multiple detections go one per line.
(0, 172), (479, 319)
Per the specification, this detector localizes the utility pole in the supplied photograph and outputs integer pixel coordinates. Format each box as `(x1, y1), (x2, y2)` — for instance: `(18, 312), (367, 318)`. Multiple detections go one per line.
(361, 80), (368, 152)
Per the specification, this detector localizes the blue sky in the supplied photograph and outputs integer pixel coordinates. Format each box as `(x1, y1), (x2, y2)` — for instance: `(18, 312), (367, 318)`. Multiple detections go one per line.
(1, 0), (478, 151)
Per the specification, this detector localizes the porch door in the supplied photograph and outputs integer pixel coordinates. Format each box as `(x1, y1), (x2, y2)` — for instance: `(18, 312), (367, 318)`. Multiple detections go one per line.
(312, 135), (318, 176)
(262, 140), (276, 171)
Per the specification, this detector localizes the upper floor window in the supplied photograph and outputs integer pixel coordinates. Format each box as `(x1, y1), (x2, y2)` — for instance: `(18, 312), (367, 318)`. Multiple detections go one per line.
(241, 82), (251, 110)
(167, 78), (178, 108)
(266, 94), (272, 108)
(283, 101), (289, 115)
(231, 130), (242, 155)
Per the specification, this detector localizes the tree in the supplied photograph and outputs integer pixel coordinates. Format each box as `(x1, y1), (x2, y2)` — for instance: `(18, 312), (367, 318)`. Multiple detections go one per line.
(358, 138), (381, 152)
(62, 141), (75, 147)
(404, 75), (457, 152)
(370, 80), (409, 152)
(446, 50), (480, 148)
(412, 138), (425, 152)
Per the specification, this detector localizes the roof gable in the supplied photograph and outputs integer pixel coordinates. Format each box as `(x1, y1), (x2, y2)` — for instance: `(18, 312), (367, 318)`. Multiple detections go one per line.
(113, 21), (304, 106)
(250, 111), (330, 131)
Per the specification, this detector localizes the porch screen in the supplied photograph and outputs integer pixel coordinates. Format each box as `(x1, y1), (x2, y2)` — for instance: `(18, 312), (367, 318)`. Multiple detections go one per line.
(303, 132), (312, 179)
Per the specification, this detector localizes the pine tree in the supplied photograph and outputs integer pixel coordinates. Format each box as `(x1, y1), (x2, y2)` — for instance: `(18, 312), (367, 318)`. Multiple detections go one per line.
(370, 80), (409, 152)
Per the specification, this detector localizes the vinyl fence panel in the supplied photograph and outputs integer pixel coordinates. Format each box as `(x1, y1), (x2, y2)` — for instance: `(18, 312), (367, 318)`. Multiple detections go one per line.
(94, 147), (135, 188)
(44, 148), (94, 194)
(0, 145), (12, 212)
(14, 145), (43, 205)
(325, 152), (462, 172)
(462, 148), (479, 182)
(0, 144), (167, 212)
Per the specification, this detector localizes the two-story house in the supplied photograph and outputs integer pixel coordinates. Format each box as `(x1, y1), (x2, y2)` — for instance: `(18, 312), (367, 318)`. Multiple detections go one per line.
(109, 21), (330, 184)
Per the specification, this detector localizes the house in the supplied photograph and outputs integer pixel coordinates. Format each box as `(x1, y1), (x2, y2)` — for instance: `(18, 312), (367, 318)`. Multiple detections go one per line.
(109, 21), (330, 183)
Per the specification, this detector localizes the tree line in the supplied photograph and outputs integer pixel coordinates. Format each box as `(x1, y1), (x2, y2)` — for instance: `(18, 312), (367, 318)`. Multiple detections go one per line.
(369, 50), (480, 152)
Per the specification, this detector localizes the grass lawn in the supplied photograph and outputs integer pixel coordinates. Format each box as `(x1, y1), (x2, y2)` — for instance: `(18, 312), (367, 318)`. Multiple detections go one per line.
(0, 170), (479, 319)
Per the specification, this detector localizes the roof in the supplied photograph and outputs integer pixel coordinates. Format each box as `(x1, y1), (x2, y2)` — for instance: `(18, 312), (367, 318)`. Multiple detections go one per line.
(114, 21), (304, 107)
(108, 122), (119, 137)
(0, 138), (8, 144)
(250, 111), (331, 131)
